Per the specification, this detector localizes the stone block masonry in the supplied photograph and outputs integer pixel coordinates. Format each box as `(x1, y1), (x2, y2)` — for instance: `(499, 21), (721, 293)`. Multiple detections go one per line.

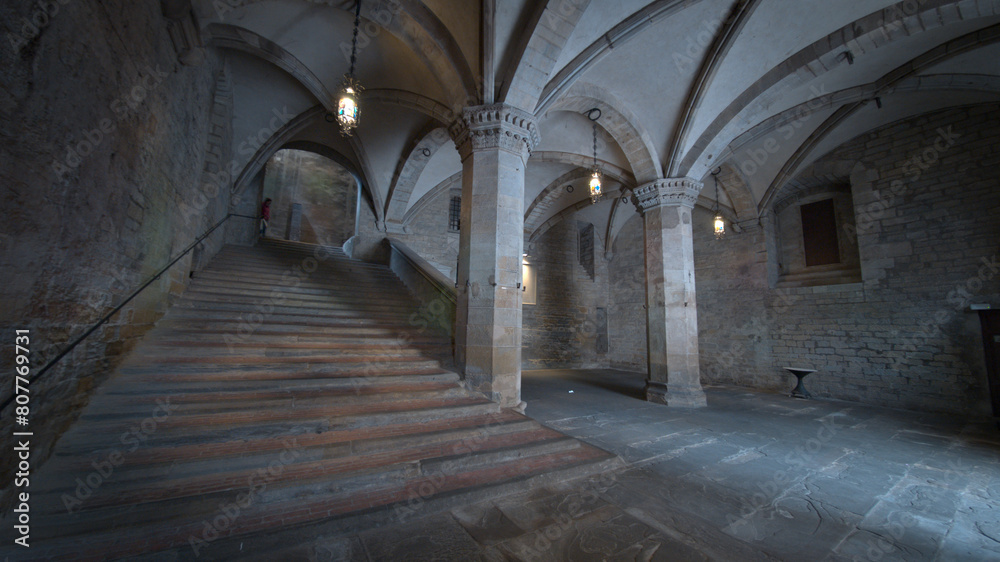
(692, 103), (1000, 415)
(522, 219), (611, 370)
(0, 0), (233, 506)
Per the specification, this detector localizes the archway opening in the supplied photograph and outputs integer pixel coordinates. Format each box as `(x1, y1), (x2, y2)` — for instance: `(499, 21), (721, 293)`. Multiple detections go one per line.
(261, 149), (357, 246)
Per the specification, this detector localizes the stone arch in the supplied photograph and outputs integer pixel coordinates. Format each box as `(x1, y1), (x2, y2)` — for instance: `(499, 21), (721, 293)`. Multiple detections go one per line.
(207, 24), (457, 125)
(280, 140), (368, 214)
(679, 0), (1000, 178)
(701, 163), (755, 223)
(605, 190), (638, 260)
(529, 151), (635, 183)
(401, 172), (462, 227)
(207, 0), (476, 106)
(665, 0), (763, 176)
(230, 106), (384, 223)
(498, 0), (591, 112)
(547, 83), (663, 183)
(758, 25), (1000, 213)
(207, 24), (335, 112)
(384, 126), (452, 231)
(537, 0), (708, 114)
(525, 165), (634, 238)
(529, 188), (625, 246)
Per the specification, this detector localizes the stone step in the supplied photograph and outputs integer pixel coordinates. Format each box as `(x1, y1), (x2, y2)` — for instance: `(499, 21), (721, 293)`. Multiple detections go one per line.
(142, 337), (449, 354)
(54, 398), (500, 455)
(107, 371), (460, 393)
(19, 444), (616, 561)
(176, 292), (418, 314)
(197, 259), (399, 279)
(193, 267), (401, 287)
(115, 362), (451, 381)
(151, 330), (447, 348)
(57, 410), (528, 473)
(161, 308), (427, 330)
(181, 283), (418, 305)
(154, 321), (435, 338)
(88, 382), (464, 415)
(172, 300), (415, 319)
(80, 385), (469, 419)
(39, 424), (571, 515)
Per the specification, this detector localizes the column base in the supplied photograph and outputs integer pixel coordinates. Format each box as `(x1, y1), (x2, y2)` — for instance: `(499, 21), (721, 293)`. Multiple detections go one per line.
(645, 380), (707, 408)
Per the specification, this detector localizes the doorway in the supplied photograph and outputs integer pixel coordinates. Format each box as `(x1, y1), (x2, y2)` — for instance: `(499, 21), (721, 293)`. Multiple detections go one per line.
(979, 310), (1000, 427)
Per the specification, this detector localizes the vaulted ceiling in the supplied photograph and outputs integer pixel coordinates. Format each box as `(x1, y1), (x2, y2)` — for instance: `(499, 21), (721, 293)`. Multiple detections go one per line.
(192, 0), (1000, 251)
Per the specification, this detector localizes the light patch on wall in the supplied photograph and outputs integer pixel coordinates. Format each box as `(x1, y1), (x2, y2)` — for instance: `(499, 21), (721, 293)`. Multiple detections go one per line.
(523, 262), (537, 305)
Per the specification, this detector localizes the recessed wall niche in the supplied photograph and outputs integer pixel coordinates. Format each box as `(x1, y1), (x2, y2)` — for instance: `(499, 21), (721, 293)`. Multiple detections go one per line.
(772, 184), (862, 287)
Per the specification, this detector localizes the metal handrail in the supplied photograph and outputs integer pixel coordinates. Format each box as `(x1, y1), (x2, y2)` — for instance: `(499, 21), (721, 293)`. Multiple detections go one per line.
(1, 212), (257, 415)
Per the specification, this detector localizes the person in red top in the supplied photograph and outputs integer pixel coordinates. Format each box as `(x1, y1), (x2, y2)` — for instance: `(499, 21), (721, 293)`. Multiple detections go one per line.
(260, 198), (272, 237)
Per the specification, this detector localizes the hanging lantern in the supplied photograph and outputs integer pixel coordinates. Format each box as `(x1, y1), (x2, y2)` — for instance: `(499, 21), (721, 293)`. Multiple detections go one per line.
(711, 168), (725, 239)
(336, 0), (364, 136)
(336, 76), (362, 135)
(589, 168), (602, 204)
(586, 108), (603, 204)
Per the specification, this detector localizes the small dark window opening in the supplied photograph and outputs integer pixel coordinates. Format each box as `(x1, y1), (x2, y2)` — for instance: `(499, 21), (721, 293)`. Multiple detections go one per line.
(448, 196), (461, 232)
(800, 199), (840, 266)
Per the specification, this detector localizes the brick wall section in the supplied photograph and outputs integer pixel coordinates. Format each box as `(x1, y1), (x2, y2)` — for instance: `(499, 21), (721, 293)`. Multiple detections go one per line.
(0, 1), (229, 495)
(693, 103), (1000, 415)
(608, 216), (647, 371)
(522, 220), (611, 369)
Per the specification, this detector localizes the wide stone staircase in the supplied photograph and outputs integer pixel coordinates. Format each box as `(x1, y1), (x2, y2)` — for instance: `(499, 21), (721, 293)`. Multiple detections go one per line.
(9, 239), (619, 560)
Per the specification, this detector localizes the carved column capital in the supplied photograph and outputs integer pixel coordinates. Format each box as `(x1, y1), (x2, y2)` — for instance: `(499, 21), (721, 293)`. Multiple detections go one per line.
(450, 104), (540, 163)
(634, 178), (703, 212)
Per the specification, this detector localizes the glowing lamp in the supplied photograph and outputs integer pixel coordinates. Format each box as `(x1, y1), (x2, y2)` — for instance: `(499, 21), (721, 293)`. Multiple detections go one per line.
(589, 170), (602, 203)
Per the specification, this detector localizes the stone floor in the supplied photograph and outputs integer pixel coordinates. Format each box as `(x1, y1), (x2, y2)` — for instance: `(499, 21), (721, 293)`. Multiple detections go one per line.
(216, 369), (1000, 561)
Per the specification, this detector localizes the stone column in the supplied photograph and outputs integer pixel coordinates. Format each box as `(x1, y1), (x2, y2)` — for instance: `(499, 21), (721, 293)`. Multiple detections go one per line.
(634, 178), (707, 408)
(450, 104), (539, 409)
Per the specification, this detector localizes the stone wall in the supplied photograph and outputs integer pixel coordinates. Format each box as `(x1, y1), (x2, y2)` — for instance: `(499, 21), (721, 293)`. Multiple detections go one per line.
(693, 103), (1000, 415)
(354, 186), (460, 280)
(522, 220), (611, 369)
(608, 215), (648, 371)
(0, 1), (231, 495)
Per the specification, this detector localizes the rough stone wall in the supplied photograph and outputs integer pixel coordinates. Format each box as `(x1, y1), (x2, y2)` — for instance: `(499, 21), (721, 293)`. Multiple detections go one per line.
(522, 220), (611, 369)
(693, 211), (772, 388)
(0, 1), (229, 494)
(694, 104), (1000, 415)
(354, 187), (460, 280)
(390, 188), (460, 280)
(608, 215), (647, 371)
